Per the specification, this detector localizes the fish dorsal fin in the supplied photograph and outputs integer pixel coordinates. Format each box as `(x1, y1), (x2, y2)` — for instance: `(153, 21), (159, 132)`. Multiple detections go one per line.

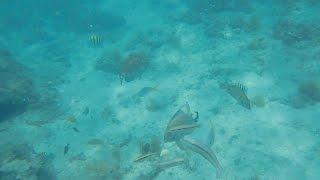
(232, 83), (247, 92)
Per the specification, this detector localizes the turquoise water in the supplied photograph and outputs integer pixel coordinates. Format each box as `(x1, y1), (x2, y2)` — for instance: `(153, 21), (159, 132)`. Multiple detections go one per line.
(1, 0), (320, 179)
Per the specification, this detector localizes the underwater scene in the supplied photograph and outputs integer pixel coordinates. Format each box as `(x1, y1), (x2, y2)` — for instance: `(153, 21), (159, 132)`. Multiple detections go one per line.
(1, 0), (320, 179)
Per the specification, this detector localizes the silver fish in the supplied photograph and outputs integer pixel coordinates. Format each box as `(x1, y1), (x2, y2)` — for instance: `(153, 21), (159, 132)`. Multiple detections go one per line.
(181, 137), (223, 178)
(156, 158), (185, 169)
(206, 120), (215, 147)
(134, 152), (158, 163)
(168, 124), (199, 132)
(165, 124), (199, 143)
(164, 102), (197, 142)
(132, 86), (158, 102)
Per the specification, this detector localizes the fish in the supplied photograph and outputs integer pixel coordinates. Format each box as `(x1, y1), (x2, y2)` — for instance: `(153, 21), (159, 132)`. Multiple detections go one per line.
(206, 120), (215, 147)
(134, 152), (158, 163)
(88, 34), (103, 47)
(132, 85), (159, 102)
(164, 102), (198, 142)
(165, 124), (199, 144)
(25, 120), (50, 127)
(156, 158), (185, 169)
(83, 107), (89, 116)
(168, 124), (199, 132)
(72, 127), (79, 132)
(87, 139), (104, 145)
(64, 143), (70, 155)
(69, 153), (86, 162)
(67, 116), (77, 123)
(181, 137), (223, 178)
(84, 162), (110, 173)
(220, 82), (251, 109)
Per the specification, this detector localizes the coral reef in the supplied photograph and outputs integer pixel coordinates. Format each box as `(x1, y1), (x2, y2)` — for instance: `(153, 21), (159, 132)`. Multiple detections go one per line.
(96, 51), (149, 83)
(119, 52), (149, 83)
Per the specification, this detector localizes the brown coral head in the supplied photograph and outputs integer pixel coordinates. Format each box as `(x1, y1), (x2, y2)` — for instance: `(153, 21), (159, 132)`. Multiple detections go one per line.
(119, 52), (149, 82)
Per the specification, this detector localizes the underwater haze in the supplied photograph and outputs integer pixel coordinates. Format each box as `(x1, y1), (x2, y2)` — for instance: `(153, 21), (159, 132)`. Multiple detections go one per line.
(1, 0), (320, 179)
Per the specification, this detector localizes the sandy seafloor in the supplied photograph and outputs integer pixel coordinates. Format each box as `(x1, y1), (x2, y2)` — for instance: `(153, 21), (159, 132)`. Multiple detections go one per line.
(1, 0), (320, 179)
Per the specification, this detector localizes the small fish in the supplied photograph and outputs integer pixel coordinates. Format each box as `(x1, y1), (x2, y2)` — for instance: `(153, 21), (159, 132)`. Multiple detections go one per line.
(156, 158), (185, 169)
(64, 143), (70, 155)
(206, 120), (215, 147)
(67, 116), (77, 123)
(88, 34), (103, 47)
(83, 107), (89, 116)
(181, 137), (223, 178)
(84, 162), (110, 173)
(134, 152), (158, 163)
(132, 85), (159, 101)
(25, 120), (50, 127)
(72, 127), (79, 132)
(220, 82), (251, 109)
(87, 139), (104, 145)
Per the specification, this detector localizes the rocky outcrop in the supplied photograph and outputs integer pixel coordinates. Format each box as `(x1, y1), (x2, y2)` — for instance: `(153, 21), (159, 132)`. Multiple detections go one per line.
(0, 49), (37, 122)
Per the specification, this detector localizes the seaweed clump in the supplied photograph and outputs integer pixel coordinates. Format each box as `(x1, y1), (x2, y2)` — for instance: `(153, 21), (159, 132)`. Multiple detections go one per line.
(96, 51), (149, 84)
(292, 80), (320, 108)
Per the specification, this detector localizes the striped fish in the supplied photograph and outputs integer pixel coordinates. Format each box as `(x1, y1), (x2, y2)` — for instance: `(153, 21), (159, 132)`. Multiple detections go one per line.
(181, 137), (223, 178)
(134, 152), (158, 163)
(168, 124), (199, 132)
(220, 82), (251, 109)
(165, 124), (199, 143)
(88, 34), (103, 47)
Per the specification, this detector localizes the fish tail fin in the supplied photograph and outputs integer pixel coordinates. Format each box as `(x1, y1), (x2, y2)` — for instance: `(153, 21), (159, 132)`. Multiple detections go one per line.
(209, 120), (214, 129)
(216, 167), (223, 178)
